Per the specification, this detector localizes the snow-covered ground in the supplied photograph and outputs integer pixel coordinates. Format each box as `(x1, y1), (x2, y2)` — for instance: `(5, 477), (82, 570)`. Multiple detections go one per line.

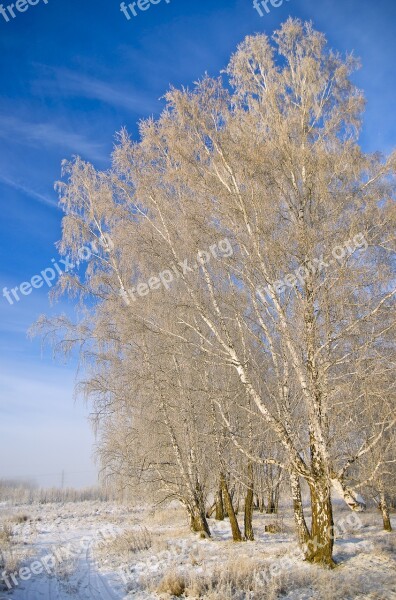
(0, 501), (395, 599)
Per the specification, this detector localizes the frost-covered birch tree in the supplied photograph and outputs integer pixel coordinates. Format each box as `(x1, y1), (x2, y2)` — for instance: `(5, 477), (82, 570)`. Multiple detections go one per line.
(34, 18), (395, 568)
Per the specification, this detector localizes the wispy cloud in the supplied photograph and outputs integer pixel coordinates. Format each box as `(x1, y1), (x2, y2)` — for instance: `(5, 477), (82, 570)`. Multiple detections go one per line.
(0, 115), (107, 162)
(33, 66), (162, 115)
(0, 172), (58, 209)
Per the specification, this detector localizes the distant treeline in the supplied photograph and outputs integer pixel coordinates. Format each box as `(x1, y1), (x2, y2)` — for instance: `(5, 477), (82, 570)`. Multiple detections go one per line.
(0, 479), (115, 505)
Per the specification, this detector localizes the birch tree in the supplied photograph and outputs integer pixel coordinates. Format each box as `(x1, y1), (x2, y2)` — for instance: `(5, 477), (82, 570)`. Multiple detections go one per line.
(34, 18), (395, 568)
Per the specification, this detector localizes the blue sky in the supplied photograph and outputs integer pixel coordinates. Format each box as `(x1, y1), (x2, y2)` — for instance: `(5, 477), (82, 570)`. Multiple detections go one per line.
(0, 0), (395, 488)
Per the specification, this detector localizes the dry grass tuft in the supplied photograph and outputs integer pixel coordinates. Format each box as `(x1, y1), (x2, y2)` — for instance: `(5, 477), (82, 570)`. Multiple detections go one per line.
(152, 558), (276, 600)
(265, 523), (282, 534)
(97, 526), (152, 561)
(11, 514), (30, 524)
(157, 571), (186, 597)
(0, 521), (13, 545)
(0, 520), (30, 577)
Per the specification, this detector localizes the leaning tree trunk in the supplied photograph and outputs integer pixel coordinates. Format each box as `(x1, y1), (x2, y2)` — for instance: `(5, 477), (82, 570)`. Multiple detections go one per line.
(206, 502), (216, 519)
(244, 462), (254, 541)
(289, 469), (310, 546)
(379, 489), (392, 532)
(221, 473), (243, 542)
(331, 478), (366, 512)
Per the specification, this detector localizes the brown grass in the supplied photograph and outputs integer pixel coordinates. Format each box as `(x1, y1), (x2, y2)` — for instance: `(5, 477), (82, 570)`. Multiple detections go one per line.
(97, 526), (152, 561)
(157, 571), (186, 597)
